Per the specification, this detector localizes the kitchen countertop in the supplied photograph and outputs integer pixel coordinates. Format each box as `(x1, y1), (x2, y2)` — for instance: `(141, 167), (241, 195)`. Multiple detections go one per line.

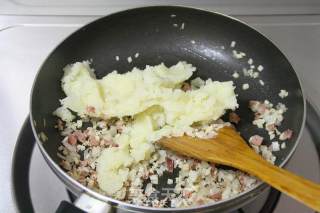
(1, 13), (320, 213)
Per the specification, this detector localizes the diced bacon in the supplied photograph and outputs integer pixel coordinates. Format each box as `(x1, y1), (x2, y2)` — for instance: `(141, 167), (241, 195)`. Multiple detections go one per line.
(166, 157), (174, 173)
(190, 159), (201, 169)
(238, 175), (245, 185)
(68, 134), (77, 145)
(123, 181), (131, 187)
(210, 163), (216, 176)
(111, 143), (119, 147)
(249, 100), (260, 111)
(229, 112), (240, 124)
(181, 82), (191, 91)
(196, 199), (205, 205)
(80, 160), (88, 166)
(100, 139), (113, 147)
(79, 166), (90, 176)
(210, 163), (216, 170)
(249, 135), (263, 146)
(257, 104), (267, 114)
(90, 171), (97, 178)
(115, 120), (124, 133)
(152, 202), (163, 208)
(60, 160), (71, 170)
(266, 124), (276, 132)
(101, 114), (110, 120)
(250, 100), (267, 114)
(209, 192), (222, 201)
(116, 120), (124, 127)
(142, 171), (150, 180)
(57, 119), (64, 131)
(254, 113), (261, 120)
(183, 190), (192, 198)
(73, 130), (87, 143)
(194, 159), (201, 163)
(86, 106), (96, 113)
(190, 161), (198, 170)
(89, 135), (100, 146)
(279, 129), (293, 141)
(238, 175), (246, 191)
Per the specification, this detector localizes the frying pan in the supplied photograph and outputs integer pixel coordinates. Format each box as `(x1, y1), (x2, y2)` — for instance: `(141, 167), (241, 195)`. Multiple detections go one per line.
(30, 6), (305, 213)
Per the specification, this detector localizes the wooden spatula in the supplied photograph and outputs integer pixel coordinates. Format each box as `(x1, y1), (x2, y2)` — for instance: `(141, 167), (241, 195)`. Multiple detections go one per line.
(159, 126), (320, 211)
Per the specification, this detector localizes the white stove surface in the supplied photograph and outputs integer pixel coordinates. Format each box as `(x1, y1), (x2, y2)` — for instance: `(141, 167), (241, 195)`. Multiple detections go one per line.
(1, 9), (320, 213)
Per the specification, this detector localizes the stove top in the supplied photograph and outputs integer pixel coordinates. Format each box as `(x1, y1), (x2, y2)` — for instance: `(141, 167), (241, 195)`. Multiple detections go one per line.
(2, 8), (320, 213)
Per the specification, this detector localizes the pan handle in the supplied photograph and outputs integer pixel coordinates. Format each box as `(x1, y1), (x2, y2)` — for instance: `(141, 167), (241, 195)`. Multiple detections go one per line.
(74, 193), (112, 213)
(56, 194), (112, 213)
(56, 200), (86, 213)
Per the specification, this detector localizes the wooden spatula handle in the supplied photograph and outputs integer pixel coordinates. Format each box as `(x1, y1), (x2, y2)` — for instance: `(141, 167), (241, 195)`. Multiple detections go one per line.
(238, 154), (320, 212)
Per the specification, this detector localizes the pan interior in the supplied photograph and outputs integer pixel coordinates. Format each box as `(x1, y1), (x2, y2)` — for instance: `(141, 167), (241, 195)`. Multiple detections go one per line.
(30, 5), (304, 206)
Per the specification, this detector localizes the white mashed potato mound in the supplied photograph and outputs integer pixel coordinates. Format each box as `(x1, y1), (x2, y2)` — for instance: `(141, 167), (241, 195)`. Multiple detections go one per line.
(57, 61), (238, 195)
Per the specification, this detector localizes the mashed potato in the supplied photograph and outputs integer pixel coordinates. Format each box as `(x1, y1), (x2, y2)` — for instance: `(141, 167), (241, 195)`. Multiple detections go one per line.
(57, 61), (238, 195)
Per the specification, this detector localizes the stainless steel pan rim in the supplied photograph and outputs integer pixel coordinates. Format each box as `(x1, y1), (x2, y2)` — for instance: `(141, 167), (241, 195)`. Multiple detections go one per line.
(29, 5), (306, 212)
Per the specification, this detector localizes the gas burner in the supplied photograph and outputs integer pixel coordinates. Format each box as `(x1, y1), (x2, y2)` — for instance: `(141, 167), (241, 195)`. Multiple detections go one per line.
(11, 101), (320, 213)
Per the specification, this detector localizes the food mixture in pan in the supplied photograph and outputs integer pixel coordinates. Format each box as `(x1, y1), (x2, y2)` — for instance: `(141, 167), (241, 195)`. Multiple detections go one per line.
(53, 60), (292, 208)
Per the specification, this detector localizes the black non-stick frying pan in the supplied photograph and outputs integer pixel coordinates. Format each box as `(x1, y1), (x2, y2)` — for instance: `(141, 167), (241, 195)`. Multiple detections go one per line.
(30, 6), (305, 213)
